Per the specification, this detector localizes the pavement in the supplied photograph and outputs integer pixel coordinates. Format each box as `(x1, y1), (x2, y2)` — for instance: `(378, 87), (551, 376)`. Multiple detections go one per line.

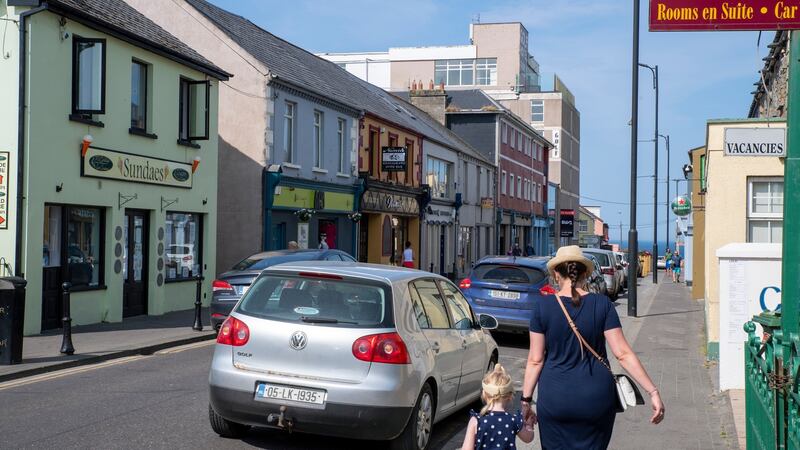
(0, 307), (216, 382)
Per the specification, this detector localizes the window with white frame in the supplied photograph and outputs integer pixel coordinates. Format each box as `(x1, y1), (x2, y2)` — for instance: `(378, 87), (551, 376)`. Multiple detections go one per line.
(748, 178), (783, 243)
(283, 101), (296, 163)
(434, 59), (475, 86)
(337, 118), (347, 173)
(501, 171), (507, 195)
(579, 220), (589, 233)
(314, 110), (324, 168)
(476, 58), (497, 85)
(531, 99), (544, 122)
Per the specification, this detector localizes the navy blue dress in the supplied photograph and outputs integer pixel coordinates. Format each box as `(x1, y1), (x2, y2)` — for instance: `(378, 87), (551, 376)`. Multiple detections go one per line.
(529, 293), (622, 450)
(469, 410), (524, 450)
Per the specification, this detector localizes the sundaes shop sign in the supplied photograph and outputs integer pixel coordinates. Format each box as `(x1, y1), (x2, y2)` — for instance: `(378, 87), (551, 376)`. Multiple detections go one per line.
(81, 146), (193, 188)
(724, 128), (786, 157)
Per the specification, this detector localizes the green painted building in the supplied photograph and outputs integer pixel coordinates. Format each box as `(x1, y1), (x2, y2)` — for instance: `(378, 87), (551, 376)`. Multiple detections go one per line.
(0, 0), (229, 334)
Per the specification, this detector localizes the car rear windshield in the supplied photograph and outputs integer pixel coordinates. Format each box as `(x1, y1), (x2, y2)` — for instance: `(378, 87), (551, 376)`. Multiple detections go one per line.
(235, 275), (392, 328)
(232, 253), (322, 271)
(472, 264), (546, 285)
(585, 252), (610, 266)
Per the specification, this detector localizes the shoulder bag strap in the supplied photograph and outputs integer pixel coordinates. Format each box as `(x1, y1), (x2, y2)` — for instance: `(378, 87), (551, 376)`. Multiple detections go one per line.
(553, 295), (614, 376)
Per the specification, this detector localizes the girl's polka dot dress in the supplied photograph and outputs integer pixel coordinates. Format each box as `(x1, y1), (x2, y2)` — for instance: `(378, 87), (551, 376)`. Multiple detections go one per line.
(470, 410), (524, 450)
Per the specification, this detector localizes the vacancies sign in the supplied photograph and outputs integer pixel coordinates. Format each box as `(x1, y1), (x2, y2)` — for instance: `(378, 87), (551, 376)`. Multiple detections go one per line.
(650, 1), (800, 31)
(81, 146), (193, 188)
(724, 127), (786, 156)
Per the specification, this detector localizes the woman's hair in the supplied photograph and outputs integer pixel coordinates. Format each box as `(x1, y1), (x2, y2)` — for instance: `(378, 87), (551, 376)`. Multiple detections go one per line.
(480, 363), (514, 416)
(405, 241), (411, 248)
(553, 261), (587, 307)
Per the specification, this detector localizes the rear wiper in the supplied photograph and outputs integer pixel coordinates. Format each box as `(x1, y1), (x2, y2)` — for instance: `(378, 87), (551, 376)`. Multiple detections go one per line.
(300, 316), (358, 325)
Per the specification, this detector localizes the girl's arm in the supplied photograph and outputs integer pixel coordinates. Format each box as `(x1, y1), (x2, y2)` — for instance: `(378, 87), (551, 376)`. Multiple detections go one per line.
(460, 416), (478, 450)
(521, 331), (546, 424)
(605, 327), (665, 424)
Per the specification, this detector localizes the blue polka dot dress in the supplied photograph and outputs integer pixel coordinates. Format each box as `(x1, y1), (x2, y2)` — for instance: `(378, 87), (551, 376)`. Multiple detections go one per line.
(469, 410), (523, 450)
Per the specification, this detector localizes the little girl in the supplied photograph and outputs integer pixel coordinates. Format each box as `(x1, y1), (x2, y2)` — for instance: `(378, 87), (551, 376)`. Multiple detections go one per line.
(461, 364), (535, 450)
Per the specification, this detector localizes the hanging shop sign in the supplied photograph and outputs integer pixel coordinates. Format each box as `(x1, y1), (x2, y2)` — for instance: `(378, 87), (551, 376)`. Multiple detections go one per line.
(381, 147), (407, 172)
(723, 127), (786, 156)
(560, 209), (575, 238)
(671, 195), (692, 216)
(81, 146), (193, 188)
(361, 190), (419, 216)
(0, 152), (8, 229)
(480, 197), (495, 209)
(649, 1), (800, 31)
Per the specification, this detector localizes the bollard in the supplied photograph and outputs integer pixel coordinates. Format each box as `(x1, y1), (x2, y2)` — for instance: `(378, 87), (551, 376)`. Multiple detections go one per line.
(430, 263), (434, 273)
(60, 282), (75, 355)
(192, 277), (203, 331)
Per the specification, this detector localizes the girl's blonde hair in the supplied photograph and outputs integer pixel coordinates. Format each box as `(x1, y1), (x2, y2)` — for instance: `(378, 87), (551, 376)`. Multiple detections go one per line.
(480, 363), (514, 415)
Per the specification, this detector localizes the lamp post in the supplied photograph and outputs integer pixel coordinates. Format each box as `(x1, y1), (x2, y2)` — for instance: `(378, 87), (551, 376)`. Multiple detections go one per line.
(659, 134), (670, 251)
(639, 62), (659, 284)
(628, 0), (641, 317)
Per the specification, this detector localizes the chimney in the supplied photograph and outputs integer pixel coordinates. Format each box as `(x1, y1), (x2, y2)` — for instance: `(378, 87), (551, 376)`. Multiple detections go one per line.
(408, 83), (447, 126)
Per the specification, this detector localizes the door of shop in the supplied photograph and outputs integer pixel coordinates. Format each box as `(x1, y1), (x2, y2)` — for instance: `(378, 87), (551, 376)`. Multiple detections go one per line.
(123, 210), (148, 318)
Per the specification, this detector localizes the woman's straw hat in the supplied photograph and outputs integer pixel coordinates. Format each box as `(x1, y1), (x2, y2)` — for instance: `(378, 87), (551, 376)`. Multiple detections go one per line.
(546, 245), (595, 274)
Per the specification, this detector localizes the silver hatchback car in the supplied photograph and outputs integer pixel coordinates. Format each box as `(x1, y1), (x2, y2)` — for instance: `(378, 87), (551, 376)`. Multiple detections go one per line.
(208, 262), (500, 449)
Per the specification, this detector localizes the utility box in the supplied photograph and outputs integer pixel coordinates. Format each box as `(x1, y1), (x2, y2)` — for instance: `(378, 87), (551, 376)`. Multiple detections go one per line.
(717, 243), (781, 391)
(0, 277), (27, 365)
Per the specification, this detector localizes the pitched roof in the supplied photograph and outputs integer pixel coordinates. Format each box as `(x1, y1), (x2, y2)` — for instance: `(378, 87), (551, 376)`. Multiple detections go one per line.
(183, 0), (485, 156)
(45, 0), (229, 79)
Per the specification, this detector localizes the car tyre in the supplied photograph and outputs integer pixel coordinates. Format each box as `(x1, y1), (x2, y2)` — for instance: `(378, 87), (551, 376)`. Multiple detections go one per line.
(608, 289), (619, 301)
(390, 383), (434, 450)
(208, 403), (250, 438)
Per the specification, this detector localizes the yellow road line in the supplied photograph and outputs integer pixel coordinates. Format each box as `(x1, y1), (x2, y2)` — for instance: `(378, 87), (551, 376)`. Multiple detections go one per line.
(154, 339), (215, 355)
(0, 355), (147, 391)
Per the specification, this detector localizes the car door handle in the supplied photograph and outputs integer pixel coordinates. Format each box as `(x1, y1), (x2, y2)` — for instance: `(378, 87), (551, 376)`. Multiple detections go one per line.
(431, 342), (440, 353)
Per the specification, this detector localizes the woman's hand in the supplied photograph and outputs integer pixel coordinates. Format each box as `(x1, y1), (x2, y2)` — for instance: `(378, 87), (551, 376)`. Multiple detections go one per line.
(650, 391), (665, 424)
(521, 401), (538, 426)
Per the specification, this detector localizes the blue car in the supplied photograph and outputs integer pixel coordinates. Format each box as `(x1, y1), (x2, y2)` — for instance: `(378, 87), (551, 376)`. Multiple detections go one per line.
(459, 256), (550, 332)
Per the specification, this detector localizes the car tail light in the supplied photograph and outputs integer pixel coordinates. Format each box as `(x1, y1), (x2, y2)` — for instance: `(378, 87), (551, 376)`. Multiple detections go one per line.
(459, 278), (472, 289)
(217, 316), (249, 346)
(299, 272), (343, 280)
(211, 313), (226, 318)
(352, 332), (410, 365)
(602, 268), (615, 276)
(212, 279), (234, 292)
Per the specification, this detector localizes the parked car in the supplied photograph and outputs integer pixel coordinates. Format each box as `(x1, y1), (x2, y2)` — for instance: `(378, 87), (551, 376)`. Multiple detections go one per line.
(459, 256), (549, 333)
(166, 244), (196, 276)
(208, 262), (500, 450)
(614, 251), (629, 288)
(582, 249), (623, 300)
(210, 249), (356, 329)
(657, 256), (667, 270)
(584, 254), (608, 295)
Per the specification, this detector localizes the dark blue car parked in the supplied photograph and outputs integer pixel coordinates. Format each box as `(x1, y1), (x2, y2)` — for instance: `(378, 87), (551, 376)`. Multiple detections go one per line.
(459, 256), (550, 332)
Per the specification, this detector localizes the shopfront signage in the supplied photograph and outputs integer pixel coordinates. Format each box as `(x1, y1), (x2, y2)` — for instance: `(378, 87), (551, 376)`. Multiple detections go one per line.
(723, 127), (786, 156)
(361, 190), (419, 216)
(0, 152), (8, 229)
(81, 146), (193, 188)
(560, 209), (575, 238)
(649, 1), (800, 31)
(381, 147), (407, 172)
(671, 195), (692, 216)
(481, 197), (494, 209)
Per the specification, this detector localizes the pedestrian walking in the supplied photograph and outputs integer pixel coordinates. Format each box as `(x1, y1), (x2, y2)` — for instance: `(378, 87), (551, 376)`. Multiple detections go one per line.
(401, 241), (415, 268)
(510, 242), (523, 257)
(461, 364), (535, 450)
(525, 243), (535, 257)
(664, 248), (672, 271)
(671, 251), (683, 283)
(521, 246), (665, 449)
(318, 233), (329, 250)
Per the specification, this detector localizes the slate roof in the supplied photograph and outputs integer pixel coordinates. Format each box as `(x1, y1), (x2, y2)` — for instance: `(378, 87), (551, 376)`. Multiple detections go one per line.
(45, 0), (230, 79)
(183, 0), (485, 157)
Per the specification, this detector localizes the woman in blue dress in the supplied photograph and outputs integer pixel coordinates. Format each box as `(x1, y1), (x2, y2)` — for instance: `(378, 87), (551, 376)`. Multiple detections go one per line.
(520, 246), (665, 449)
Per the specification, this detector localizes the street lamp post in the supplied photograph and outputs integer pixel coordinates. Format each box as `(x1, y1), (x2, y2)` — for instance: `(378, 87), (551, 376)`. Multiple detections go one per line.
(639, 62), (659, 284)
(628, 0), (640, 317)
(659, 134), (670, 251)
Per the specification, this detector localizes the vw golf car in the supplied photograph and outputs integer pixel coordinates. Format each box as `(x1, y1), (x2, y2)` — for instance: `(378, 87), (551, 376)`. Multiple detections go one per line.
(208, 262), (500, 450)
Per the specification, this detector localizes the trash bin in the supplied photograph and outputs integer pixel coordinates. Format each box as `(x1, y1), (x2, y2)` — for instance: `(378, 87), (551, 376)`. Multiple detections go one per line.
(0, 277), (26, 365)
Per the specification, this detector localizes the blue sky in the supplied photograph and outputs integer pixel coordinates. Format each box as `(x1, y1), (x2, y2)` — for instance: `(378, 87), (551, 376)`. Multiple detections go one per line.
(211, 0), (767, 246)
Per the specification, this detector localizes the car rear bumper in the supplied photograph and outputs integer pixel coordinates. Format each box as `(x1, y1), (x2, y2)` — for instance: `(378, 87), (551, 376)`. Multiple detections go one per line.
(470, 304), (531, 331)
(209, 385), (412, 440)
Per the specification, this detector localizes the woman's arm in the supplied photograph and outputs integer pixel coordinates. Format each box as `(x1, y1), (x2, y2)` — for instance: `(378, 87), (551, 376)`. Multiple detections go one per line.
(605, 327), (665, 424)
(460, 417), (478, 450)
(521, 331), (546, 424)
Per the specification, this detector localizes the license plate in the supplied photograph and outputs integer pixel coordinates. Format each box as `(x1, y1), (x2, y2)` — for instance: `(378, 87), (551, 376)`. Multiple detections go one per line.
(489, 290), (520, 300)
(236, 285), (250, 295)
(255, 383), (326, 406)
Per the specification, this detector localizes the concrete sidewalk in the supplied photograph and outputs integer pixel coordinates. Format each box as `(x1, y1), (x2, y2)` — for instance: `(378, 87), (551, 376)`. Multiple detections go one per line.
(0, 307), (215, 382)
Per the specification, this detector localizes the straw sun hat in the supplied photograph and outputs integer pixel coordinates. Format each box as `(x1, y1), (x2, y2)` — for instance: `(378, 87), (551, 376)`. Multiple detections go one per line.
(546, 245), (595, 274)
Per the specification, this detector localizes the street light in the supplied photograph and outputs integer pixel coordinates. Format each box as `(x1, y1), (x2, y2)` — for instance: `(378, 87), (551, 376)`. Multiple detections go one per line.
(659, 134), (670, 251)
(628, 0), (640, 317)
(639, 62), (659, 284)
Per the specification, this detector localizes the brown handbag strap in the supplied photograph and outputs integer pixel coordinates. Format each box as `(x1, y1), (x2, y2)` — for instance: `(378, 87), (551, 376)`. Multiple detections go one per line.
(553, 295), (614, 376)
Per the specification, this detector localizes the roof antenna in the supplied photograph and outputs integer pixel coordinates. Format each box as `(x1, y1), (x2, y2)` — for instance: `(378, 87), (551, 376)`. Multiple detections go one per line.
(472, 13), (480, 24)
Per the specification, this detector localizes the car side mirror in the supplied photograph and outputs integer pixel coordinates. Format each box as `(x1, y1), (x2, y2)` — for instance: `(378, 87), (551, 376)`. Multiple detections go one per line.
(478, 314), (499, 330)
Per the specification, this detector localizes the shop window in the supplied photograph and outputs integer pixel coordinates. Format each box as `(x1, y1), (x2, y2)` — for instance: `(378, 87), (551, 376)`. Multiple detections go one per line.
(747, 178), (783, 243)
(44, 205), (104, 288)
(72, 36), (106, 115)
(165, 212), (203, 280)
(531, 100), (544, 122)
(130, 60), (149, 131)
(178, 77), (210, 143)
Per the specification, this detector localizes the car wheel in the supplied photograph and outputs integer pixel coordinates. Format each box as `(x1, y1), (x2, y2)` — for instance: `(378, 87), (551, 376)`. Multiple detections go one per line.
(391, 383), (435, 450)
(487, 353), (498, 373)
(608, 289), (619, 301)
(208, 403), (250, 438)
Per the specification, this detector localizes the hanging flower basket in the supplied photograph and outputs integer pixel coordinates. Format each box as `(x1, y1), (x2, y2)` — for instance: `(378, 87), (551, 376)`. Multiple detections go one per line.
(348, 212), (362, 223)
(294, 208), (315, 222)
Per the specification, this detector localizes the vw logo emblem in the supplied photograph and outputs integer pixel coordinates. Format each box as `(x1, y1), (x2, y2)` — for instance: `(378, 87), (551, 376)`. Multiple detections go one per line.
(290, 331), (307, 350)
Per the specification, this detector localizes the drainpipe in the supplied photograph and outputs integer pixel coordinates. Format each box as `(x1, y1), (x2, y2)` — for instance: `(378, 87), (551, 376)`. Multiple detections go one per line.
(14, 2), (48, 277)
(351, 177), (365, 258)
(453, 193), (462, 279)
